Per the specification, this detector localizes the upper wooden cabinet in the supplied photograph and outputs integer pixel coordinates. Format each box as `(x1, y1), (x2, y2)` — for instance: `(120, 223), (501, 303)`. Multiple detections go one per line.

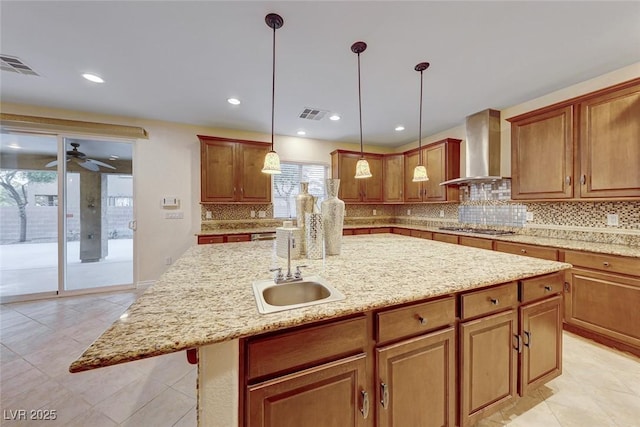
(331, 150), (383, 203)
(508, 78), (640, 200)
(383, 154), (404, 203)
(579, 82), (640, 198)
(199, 135), (272, 203)
(510, 106), (574, 199)
(404, 138), (461, 203)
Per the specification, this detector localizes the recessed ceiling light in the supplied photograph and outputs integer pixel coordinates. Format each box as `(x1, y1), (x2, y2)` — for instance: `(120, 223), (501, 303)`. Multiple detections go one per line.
(82, 73), (104, 83)
(329, 114), (341, 121)
(8, 143), (20, 149)
(297, 130), (306, 136)
(395, 126), (405, 131)
(227, 98), (241, 105)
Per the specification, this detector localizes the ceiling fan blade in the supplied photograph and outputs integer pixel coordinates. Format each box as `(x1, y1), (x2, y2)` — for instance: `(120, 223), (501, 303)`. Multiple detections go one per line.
(88, 159), (116, 170)
(45, 160), (58, 168)
(75, 158), (100, 172)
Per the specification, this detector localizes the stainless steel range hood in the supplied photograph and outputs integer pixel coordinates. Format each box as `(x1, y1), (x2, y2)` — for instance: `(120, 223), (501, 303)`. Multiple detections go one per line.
(440, 108), (509, 186)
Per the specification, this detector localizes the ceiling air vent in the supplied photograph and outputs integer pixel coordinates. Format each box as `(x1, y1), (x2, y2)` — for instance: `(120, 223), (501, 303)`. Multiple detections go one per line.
(0, 54), (39, 76)
(299, 108), (328, 121)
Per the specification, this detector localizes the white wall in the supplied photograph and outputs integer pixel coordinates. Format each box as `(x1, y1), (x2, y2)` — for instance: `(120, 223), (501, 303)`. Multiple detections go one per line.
(2, 62), (638, 282)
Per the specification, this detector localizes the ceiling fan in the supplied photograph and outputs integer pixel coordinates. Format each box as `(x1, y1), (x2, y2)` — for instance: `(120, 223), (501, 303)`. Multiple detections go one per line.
(45, 142), (116, 172)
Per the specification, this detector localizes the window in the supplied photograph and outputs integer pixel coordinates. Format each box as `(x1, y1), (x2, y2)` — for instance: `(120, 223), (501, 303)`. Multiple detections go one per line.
(34, 195), (58, 206)
(273, 162), (328, 218)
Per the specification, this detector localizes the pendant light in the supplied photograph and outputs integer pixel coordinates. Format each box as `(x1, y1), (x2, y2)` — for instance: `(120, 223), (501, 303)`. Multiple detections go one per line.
(351, 41), (372, 179)
(412, 62), (430, 182)
(262, 13), (283, 175)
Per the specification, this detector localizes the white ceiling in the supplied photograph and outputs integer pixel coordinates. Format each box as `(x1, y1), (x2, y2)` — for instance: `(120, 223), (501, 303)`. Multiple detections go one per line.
(1, 1), (639, 148)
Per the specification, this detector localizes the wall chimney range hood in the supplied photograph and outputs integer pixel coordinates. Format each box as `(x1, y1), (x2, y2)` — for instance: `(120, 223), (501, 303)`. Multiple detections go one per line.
(440, 108), (509, 186)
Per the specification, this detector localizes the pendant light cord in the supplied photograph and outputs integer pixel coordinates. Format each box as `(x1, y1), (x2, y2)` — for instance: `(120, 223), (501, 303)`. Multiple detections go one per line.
(418, 68), (423, 165)
(357, 52), (364, 159)
(271, 25), (276, 151)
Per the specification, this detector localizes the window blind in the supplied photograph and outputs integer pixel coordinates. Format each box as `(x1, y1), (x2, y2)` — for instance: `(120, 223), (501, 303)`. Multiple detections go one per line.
(273, 162), (327, 218)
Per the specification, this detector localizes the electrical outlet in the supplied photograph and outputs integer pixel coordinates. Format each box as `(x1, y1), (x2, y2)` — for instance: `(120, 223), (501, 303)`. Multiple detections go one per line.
(373, 209), (377, 216)
(165, 257), (172, 265)
(250, 210), (256, 218)
(607, 214), (619, 226)
(407, 209), (411, 216)
(526, 212), (534, 221)
(439, 210), (445, 218)
(258, 211), (266, 218)
(205, 211), (212, 220)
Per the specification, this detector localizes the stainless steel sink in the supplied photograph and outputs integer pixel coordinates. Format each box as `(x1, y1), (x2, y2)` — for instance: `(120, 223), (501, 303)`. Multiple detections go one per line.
(252, 276), (345, 314)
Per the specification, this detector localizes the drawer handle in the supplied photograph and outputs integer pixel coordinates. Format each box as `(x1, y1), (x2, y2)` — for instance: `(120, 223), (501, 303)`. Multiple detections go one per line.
(514, 334), (522, 353)
(417, 315), (427, 325)
(380, 382), (390, 409)
(603, 262), (610, 267)
(520, 249), (527, 253)
(544, 285), (553, 292)
(523, 331), (532, 347)
(360, 390), (370, 419)
(490, 298), (499, 305)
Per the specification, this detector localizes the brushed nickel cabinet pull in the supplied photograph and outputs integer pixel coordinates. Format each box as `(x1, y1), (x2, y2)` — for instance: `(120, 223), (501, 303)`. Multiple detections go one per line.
(565, 176), (571, 185)
(380, 383), (389, 409)
(544, 285), (552, 292)
(580, 174), (586, 185)
(360, 390), (370, 419)
(564, 282), (570, 292)
(523, 331), (532, 347)
(521, 249), (527, 253)
(417, 315), (427, 325)
(603, 262), (610, 267)
(490, 298), (499, 305)
(514, 334), (522, 353)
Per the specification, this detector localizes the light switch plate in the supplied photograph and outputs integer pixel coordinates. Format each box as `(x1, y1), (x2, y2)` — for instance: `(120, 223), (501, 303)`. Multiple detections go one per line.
(439, 210), (445, 218)
(607, 214), (619, 226)
(164, 211), (184, 219)
(250, 210), (256, 218)
(205, 211), (212, 220)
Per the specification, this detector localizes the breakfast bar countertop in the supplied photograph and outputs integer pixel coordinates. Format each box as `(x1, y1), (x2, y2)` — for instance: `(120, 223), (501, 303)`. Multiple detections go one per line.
(70, 234), (571, 373)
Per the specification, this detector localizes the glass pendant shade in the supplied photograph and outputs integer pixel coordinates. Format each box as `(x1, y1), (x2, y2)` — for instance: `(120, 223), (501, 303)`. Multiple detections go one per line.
(354, 158), (372, 179)
(412, 164), (429, 182)
(262, 150), (282, 174)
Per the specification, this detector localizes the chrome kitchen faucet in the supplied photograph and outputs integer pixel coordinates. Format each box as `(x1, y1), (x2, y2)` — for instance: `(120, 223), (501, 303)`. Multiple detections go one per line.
(270, 230), (306, 284)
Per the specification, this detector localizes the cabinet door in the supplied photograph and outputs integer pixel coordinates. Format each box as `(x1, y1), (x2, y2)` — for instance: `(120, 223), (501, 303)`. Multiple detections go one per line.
(201, 140), (236, 202)
(383, 154), (404, 202)
(403, 150), (422, 202)
(338, 153), (363, 202)
(579, 82), (640, 198)
(519, 296), (562, 396)
(460, 309), (518, 427)
(238, 144), (272, 203)
(423, 144), (445, 201)
(377, 327), (455, 427)
(565, 268), (640, 349)
(510, 106), (574, 199)
(247, 353), (370, 427)
(362, 155), (383, 202)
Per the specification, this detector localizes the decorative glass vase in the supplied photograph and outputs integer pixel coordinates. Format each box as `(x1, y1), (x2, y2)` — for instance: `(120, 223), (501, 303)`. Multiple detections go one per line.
(295, 182), (314, 255)
(321, 179), (345, 256)
(305, 212), (323, 260)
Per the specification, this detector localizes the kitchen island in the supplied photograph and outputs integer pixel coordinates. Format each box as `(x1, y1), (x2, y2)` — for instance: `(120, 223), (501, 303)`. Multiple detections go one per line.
(70, 234), (571, 426)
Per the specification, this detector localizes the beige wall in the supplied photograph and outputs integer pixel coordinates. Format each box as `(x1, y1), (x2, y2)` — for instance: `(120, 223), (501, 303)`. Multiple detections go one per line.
(2, 62), (638, 282)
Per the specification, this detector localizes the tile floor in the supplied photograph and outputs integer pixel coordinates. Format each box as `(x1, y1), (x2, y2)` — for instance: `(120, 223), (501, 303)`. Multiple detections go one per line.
(1, 289), (639, 426)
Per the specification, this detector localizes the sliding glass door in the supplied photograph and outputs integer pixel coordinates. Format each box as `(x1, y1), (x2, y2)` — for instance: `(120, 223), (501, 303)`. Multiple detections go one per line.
(0, 131), (135, 301)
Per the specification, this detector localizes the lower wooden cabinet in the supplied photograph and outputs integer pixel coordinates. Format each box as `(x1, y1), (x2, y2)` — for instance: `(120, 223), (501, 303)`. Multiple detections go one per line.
(376, 327), (455, 427)
(247, 353), (369, 427)
(519, 295), (563, 396)
(459, 309), (518, 427)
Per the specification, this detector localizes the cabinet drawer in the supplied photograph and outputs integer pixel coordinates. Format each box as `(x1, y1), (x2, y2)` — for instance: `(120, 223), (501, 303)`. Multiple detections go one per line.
(376, 297), (455, 344)
(494, 241), (558, 261)
(461, 282), (518, 320)
(459, 236), (493, 250)
(198, 235), (224, 244)
(433, 233), (459, 244)
(370, 227), (391, 234)
(247, 316), (367, 381)
(564, 250), (640, 277)
(520, 272), (563, 303)
(226, 234), (251, 243)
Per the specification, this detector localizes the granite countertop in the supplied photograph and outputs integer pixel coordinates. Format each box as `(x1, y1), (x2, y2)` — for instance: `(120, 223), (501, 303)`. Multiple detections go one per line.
(197, 223), (640, 258)
(70, 234), (570, 373)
